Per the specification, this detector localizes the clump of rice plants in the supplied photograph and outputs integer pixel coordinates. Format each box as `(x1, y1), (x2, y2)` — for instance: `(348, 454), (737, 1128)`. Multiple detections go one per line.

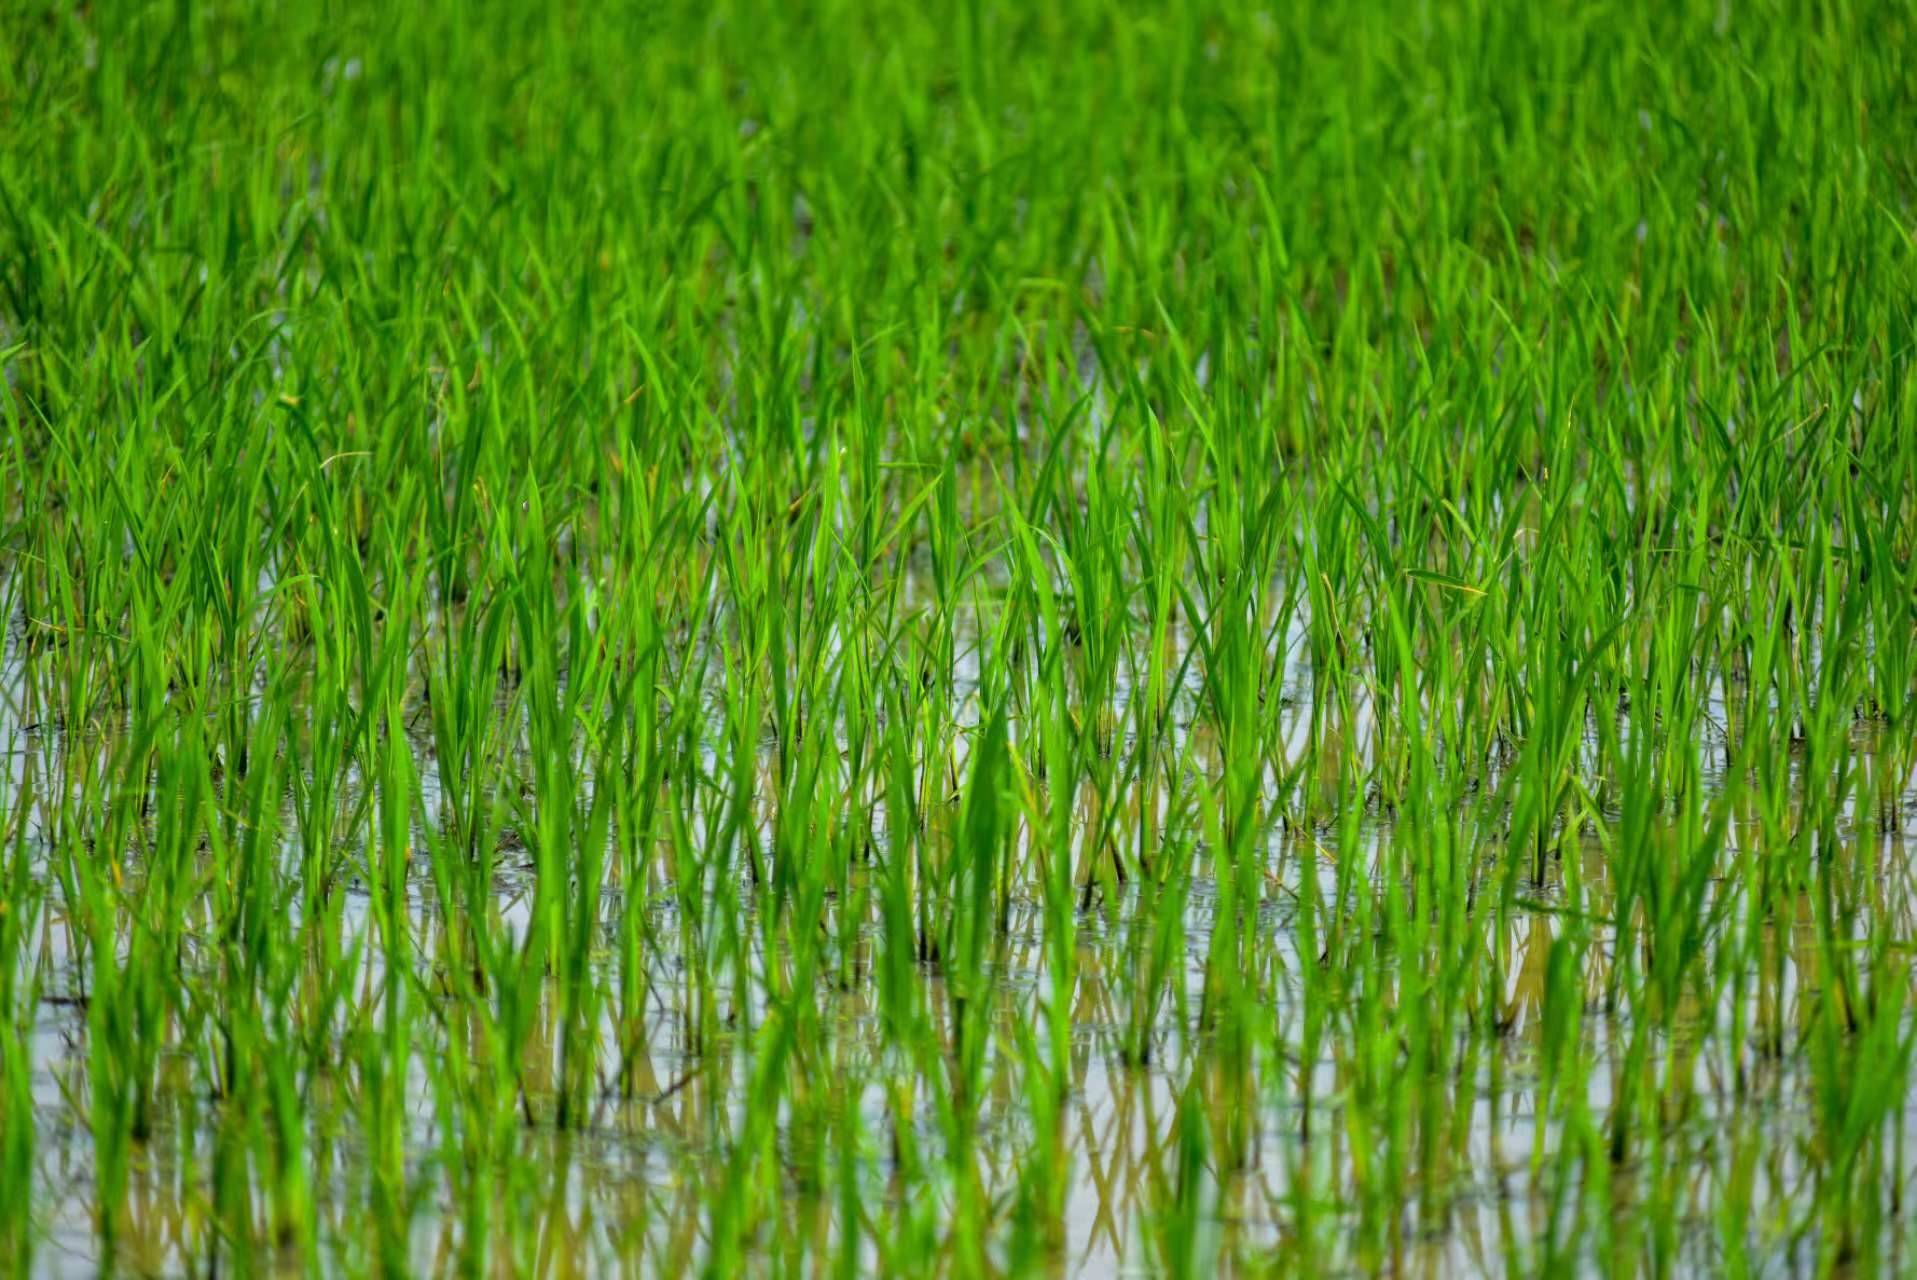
(2, 0), (1915, 1273)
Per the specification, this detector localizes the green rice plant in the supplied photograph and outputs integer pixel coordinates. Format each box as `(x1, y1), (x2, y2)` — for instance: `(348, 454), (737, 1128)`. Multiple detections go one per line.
(2, 0), (1916, 1272)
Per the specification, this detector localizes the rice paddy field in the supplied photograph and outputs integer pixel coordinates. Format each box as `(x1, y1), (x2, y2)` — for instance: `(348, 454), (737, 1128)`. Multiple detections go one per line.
(3, 0), (1917, 1274)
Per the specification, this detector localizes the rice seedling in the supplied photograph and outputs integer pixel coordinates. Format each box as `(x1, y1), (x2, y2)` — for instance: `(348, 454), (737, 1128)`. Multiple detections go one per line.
(2, 0), (1915, 1273)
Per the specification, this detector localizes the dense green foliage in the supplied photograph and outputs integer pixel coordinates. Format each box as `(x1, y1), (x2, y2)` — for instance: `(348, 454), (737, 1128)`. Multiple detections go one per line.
(3, 0), (1916, 1273)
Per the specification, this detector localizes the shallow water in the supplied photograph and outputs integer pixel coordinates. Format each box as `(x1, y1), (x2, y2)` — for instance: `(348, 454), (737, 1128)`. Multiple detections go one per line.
(5, 596), (1917, 1277)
